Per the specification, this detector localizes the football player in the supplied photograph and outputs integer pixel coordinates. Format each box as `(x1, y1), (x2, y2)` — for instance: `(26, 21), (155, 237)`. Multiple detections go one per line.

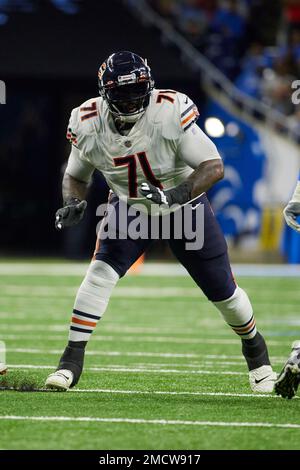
(45, 51), (276, 392)
(274, 182), (300, 398)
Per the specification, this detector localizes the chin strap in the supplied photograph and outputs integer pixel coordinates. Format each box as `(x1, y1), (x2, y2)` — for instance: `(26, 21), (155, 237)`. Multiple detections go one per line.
(118, 109), (145, 124)
(114, 111), (145, 134)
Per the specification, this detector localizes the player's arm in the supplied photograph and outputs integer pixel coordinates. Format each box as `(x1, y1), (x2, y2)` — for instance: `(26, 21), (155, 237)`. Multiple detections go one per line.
(283, 178), (300, 232)
(183, 125), (223, 198)
(55, 147), (95, 230)
(62, 172), (88, 202)
(140, 124), (223, 206)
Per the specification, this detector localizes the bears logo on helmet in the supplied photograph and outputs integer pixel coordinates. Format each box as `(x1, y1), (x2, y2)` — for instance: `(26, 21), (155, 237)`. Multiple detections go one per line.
(98, 62), (107, 81)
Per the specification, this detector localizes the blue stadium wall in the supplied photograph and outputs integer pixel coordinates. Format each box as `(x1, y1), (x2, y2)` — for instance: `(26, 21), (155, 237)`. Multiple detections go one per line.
(200, 99), (267, 241)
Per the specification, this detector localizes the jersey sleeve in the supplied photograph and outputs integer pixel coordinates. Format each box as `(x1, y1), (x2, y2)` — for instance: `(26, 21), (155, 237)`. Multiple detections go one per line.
(177, 93), (200, 133)
(177, 123), (221, 169)
(65, 98), (100, 153)
(65, 146), (95, 183)
(66, 107), (81, 149)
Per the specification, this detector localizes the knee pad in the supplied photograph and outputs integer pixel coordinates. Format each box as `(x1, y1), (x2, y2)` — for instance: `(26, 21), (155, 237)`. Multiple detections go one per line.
(82, 260), (119, 298)
(213, 286), (256, 339)
(74, 260), (119, 314)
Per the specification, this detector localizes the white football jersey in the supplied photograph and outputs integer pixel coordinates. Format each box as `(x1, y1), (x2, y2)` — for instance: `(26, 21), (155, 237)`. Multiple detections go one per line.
(66, 88), (220, 212)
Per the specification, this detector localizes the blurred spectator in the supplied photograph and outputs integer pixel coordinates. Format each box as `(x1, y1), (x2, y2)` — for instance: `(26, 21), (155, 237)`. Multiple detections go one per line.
(176, 0), (208, 42)
(204, 0), (248, 79)
(278, 28), (300, 69)
(149, 0), (176, 19)
(261, 55), (296, 114)
(150, 0), (249, 79)
(0, 0), (81, 25)
(287, 105), (300, 135)
(211, 0), (246, 39)
(148, 0), (300, 124)
(146, 0), (300, 134)
(283, 0), (300, 36)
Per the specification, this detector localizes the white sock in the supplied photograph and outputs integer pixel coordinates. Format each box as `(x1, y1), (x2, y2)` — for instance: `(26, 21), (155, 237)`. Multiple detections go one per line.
(213, 286), (257, 339)
(69, 260), (119, 342)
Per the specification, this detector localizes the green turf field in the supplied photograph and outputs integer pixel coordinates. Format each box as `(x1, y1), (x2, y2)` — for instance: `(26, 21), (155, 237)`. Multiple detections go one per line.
(0, 262), (300, 450)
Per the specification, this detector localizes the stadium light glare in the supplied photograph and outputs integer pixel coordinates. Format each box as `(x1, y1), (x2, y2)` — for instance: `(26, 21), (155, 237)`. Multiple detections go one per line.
(226, 121), (240, 137)
(204, 117), (225, 138)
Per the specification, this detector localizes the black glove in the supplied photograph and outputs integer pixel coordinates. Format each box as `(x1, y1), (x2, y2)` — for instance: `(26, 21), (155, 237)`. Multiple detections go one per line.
(55, 198), (87, 230)
(140, 181), (192, 206)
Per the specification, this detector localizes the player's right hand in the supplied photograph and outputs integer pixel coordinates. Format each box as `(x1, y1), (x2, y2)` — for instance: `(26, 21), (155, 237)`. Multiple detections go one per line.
(55, 198), (87, 230)
(283, 201), (300, 232)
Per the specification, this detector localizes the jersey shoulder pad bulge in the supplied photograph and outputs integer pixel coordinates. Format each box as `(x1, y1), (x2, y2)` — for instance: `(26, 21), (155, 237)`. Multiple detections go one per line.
(150, 89), (199, 140)
(66, 97), (102, 152)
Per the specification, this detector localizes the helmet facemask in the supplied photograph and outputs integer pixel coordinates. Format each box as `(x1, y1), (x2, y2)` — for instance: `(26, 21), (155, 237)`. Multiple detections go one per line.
(105, 82), (152, 123)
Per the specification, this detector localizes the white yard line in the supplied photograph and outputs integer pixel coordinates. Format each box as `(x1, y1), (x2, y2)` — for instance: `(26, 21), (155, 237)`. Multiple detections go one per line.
(0, 324), (225, 333)
(2, 285), (300, 300)
(6, 361), (245, 369)
(4, 348), (200, 358)
(0, 332), (242, 344)
(0, 313), (28, 320)
(0, 325), (68, 332)
(2, 349), (286, 366)
(0, 286), (205, 298)
(0, 333), (293, 346)
(5, 360), (248, 369)
(2, 320), (300, 333)
(6, 364), (246, 375)
(71, 388), (299, 399)
(0, 415), (300, 429)
(0, 316), (220, 332)
(1, 323), (300, 345)
(1, 262), (300, 277)
(1, 322), (300, 341)
(3, 348), (287, 362)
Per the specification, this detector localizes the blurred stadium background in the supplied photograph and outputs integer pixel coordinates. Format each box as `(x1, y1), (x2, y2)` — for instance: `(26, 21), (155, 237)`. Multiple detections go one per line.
(1, 0), (300, 452)
(1, 0), (300, 265)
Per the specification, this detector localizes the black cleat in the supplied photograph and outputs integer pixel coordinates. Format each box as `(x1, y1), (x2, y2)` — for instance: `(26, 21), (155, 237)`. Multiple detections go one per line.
(274, 341), (300, 399)
(45, 343), (86, 391)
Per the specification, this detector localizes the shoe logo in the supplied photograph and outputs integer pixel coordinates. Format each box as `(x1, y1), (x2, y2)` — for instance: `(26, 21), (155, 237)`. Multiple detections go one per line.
(191, 203), (201, 210)
(58, 373), (70, 381)
(254, 376), (269, 384)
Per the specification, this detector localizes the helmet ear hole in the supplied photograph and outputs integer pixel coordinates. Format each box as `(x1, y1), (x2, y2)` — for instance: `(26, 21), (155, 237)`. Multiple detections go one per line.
(98, 51), (154, 121)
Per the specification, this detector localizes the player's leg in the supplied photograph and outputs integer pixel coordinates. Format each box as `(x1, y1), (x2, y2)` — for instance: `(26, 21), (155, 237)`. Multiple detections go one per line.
(45, 195), (152, 390)
(213, 280), (276, 392)
(45, 259), (119, 390)
(169, 194), (276, 393)
(274, 341), (300, 399)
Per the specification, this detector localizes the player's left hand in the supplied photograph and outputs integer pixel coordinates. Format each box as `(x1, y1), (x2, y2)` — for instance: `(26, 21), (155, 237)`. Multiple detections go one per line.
(140, 182), (171, 205)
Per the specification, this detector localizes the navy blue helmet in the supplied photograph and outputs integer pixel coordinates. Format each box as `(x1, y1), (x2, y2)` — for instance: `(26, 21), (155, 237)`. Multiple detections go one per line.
(98, 51), (154, 122)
